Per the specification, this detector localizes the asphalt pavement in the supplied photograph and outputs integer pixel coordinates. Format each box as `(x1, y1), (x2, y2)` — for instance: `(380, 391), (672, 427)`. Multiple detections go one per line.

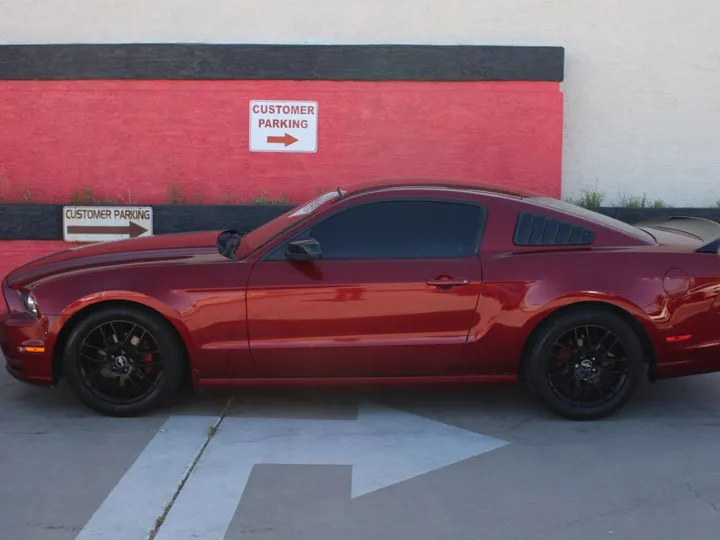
(2, 356), (720, 540)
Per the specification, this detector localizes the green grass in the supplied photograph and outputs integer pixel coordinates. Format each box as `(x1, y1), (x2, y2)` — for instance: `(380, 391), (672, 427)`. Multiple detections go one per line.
(617, 193), (667, 208)
(566, 188), (605, 208)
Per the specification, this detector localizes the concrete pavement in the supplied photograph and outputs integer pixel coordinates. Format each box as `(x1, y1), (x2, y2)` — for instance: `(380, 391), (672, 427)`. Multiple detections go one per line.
(1, 361), (720, 540)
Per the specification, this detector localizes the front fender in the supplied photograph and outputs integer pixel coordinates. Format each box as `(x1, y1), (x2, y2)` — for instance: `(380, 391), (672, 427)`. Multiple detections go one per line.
(49, 290), (199, 373)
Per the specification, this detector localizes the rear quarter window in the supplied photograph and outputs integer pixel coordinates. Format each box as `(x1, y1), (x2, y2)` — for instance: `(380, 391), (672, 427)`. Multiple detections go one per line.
(527, 197), (655, 243)
(513, 212), (595, 246)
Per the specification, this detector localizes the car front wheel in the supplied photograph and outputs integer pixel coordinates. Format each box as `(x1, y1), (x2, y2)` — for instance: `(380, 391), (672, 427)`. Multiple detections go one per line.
(524, 307), (646, 420)
(62, 305), (185, 417)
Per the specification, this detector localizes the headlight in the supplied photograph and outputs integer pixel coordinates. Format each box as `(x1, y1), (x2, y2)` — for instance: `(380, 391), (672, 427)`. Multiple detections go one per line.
(17, 290), (38, 316)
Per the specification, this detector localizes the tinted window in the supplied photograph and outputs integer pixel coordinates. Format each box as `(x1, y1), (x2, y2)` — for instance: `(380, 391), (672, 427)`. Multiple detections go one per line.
(514, 212), (595, 246)
(292, 200), (485, 259)
(528, 197), (655, 242)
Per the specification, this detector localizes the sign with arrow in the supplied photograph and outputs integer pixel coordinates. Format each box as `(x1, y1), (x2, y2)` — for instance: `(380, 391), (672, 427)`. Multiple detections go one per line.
(250, 99), (318, 153)
(74, 402), (508, 540)
(63, 205), (153, 243)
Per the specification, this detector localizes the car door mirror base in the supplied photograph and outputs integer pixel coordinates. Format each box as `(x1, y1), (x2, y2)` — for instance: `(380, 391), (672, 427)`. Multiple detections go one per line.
(286, 238), (322, 261)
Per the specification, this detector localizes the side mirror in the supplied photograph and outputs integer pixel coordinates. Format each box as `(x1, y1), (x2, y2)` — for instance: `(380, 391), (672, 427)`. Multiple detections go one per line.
(285, 238), (322, 261)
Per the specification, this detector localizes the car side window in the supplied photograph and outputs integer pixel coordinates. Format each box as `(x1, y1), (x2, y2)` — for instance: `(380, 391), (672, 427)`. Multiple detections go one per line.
(513, 212), (595, 246)
(268, 199), (486, 260)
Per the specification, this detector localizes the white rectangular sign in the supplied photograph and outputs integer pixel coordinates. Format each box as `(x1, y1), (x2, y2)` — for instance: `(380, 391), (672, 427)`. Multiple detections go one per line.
(63, 206), (153, 243)
(249, 100), (318, 153)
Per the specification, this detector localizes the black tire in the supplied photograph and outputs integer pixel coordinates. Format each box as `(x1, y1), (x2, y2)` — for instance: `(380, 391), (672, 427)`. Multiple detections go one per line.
(523, 307), (645, 420)
(62, 305), (186, 417)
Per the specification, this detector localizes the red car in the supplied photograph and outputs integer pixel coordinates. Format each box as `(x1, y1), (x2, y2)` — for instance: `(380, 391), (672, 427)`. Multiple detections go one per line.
(2, 178), (720, 420)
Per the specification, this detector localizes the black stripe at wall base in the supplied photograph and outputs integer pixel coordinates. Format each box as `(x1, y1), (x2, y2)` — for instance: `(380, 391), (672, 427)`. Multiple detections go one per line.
(0, 204), (293, 241)
(0, 204), (719, 242)
(0, 44), (564, 81)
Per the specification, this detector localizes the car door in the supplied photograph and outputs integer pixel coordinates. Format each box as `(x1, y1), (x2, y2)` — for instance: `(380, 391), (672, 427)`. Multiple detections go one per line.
(244, 196), (487, 378)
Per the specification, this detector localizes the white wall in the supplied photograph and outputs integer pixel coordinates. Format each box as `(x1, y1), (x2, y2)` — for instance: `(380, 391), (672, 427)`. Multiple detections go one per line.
(1, 0), (719, 206)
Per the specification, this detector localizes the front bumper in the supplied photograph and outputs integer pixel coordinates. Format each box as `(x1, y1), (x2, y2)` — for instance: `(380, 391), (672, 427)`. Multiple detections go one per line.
(0, 311), (56, 387)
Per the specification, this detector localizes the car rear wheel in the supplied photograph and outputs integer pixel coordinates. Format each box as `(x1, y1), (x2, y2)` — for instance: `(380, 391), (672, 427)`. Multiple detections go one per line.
(62, 305), (185, 417)
(524, 307), (645, 420)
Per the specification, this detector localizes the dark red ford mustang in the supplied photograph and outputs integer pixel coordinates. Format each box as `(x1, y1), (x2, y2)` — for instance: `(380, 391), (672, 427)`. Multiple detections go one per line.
(2, 178), (720, 420)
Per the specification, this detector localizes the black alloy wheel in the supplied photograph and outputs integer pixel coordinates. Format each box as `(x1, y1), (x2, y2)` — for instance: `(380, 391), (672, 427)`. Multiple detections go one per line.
(63, 306), (185, 417)
(524, 307), (645, 420)
(78, 320), (163, 405)
(546, 325), (630, 408)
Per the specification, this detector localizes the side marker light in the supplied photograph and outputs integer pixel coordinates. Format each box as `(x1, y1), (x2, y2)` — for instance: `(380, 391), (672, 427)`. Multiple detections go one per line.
(19, 346), (45, 353)
(666, 335), (692, 343)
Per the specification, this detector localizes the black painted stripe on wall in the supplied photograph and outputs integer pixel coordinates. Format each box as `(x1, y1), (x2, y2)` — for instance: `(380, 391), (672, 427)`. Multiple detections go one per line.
(0, 204), (294, 240)
(0, 44), (564, 81)
(1, 204), (719, 241)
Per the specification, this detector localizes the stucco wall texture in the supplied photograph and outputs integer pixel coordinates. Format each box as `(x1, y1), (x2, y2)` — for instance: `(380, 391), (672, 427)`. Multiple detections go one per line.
(0, 80), (562, 204)
(3, 0), (718, 207)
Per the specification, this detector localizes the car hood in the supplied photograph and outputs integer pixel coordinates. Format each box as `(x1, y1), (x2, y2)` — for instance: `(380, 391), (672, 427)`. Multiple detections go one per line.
(6, 230), (223, 287)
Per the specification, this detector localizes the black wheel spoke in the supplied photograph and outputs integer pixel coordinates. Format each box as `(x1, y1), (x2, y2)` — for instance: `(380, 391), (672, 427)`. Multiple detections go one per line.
(550, 352), (572, 365)
(549, 370), (572, 382)
(591, 380), (609, 403)
(131, 371), (154, 391)
(107, 322), (119, 344)
(555, 342), (575, 355)
(138, 361), (163, 368)
(594, 329), (612, 351)
(598, 372), (616, 394)
(605, 336), (620, 355)
(127, 375), (145, 393)
(604, 354), (629, 363)
(81, 352), (107, 364)
(568, 376), (577, 399)
(84, 366), (106, 390)
(97, 326), (110, 349)
(122, 324), (138, 346)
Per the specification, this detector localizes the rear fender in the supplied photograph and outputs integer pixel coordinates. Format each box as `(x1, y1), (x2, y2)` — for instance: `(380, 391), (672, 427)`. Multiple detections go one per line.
(518, 294), (661, 372)
(521, 292), (657, 338)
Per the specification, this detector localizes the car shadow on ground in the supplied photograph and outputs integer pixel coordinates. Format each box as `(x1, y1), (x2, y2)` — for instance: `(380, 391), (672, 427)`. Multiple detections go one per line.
(4, 370), (719, 426)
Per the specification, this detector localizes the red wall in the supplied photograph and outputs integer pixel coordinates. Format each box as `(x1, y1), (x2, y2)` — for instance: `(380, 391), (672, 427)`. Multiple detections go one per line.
(0, 79), (563, 278)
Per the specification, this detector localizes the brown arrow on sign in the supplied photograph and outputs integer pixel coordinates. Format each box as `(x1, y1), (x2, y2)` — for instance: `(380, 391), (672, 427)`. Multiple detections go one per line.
(266, 133), (299, 147)
(67, 221), (149, 237)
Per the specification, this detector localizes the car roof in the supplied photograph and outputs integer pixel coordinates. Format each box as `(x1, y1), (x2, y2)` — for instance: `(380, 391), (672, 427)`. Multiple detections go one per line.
(341, 177), (544, 199)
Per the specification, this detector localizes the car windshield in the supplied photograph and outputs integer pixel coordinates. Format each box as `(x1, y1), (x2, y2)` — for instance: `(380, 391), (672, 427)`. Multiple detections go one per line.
(236, 190), (345, 257)
(529, 196), (657, 242)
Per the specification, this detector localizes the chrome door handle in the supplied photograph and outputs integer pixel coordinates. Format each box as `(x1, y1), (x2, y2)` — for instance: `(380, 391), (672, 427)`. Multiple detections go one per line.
(426, 277), (471, 287)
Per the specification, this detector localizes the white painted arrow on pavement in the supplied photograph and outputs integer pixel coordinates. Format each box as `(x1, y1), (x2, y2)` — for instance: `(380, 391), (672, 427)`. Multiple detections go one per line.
(76, 401), (509, 540)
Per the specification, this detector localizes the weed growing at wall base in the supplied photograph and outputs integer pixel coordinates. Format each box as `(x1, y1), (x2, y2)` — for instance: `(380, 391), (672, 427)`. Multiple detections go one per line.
(69, 186), (116, 204)
(165, 183), (204, 204)
(566, 188), (605, 208)
(0, 169), (33, 202)
(617, 193), (667, 208)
